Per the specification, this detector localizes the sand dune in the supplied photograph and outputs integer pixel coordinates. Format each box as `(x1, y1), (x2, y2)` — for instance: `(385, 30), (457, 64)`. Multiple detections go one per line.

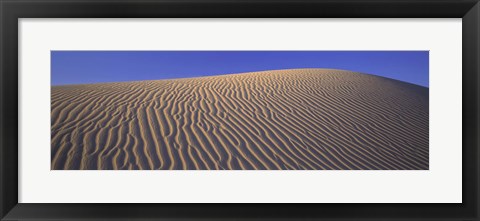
(51, 69), (428, 170)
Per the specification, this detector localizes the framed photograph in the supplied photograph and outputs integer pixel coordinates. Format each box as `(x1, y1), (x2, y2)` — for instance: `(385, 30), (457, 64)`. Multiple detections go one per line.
(1, 0), (478, 220)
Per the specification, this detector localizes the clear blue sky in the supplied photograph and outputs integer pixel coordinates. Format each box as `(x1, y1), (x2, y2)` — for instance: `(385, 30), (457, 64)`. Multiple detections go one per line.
(51, 51), (429, 87)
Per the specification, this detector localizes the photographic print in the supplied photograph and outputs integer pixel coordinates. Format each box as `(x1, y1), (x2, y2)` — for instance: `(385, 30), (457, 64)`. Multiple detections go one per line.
(51, 51), (429, 170)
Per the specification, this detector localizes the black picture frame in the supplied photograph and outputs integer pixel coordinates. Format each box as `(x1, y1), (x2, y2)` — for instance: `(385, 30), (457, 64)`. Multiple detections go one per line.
(1, 0), (479, 220)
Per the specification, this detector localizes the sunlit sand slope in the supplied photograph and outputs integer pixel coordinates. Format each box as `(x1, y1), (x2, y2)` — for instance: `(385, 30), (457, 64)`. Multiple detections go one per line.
(51, 69), (429, 170)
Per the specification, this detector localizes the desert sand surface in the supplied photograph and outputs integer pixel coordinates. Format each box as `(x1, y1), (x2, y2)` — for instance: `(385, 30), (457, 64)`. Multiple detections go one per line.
(51, 69), (428, 170)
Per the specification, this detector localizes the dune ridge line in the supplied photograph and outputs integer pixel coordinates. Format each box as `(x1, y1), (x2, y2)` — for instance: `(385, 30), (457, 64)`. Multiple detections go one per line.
(51, 68), (429, 170)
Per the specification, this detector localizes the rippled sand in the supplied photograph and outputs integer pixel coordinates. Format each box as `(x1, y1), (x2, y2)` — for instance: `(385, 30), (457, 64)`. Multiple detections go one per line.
(51, 69), (429, 170)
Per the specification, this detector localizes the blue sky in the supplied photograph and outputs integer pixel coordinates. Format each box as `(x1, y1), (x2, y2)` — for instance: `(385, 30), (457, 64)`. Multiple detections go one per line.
(51, 51), (429, 87)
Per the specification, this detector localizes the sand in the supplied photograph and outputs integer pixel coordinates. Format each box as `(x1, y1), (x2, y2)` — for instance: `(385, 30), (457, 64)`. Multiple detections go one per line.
(51, 69), (429, 170)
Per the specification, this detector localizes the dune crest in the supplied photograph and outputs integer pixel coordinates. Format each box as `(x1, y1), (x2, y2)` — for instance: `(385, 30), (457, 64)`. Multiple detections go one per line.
(51, 69), (428, 170)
